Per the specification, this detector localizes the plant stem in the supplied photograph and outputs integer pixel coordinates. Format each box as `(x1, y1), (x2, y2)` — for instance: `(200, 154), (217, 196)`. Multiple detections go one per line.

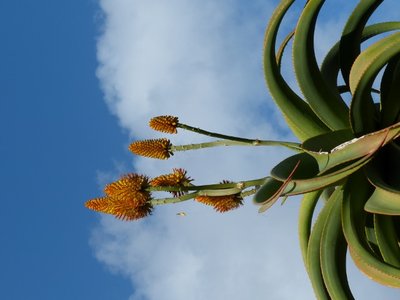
(150, 192), (198, 205)
(150, 187), (259, 206)
(174, 123), (302, 151)
(197, 187), (242, 196)
(148, 177), (267, 193)
(241, 188), (258, 197)
(171, 134), (303, 152)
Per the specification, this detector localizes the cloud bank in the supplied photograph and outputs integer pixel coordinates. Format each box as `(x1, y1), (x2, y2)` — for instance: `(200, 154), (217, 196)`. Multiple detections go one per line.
(94, 0), (400, 299)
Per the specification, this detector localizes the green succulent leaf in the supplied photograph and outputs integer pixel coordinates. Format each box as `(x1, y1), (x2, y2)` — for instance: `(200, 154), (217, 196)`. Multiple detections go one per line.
(270, 152), (319, 180)
(263, 0), (329, 141)
(299, 190), (322, 266)
(374, 214), (400, 267)
(320, 187), (354, 299)
(301, 129), (354, 153)
(339, 0), (384, 85)
(364, 146), (400, 216)
(256, 161), (301, 213)
(254, 150), (372, 212)
(306, 189), (336, 300)
(365, 169), (400, 215)
(253, 177), (283, 208)
(302, 122), (400, 172)
(276, 30), (294, 69)
(350, 31), (400, 135)
(321, 22), (400, 97)
(293, 0), (349, 130)
(380, 55), (400, 127)
(281, 154), (371, 195)
(364, 223), (382, 257)
(342, 173), (400, 288)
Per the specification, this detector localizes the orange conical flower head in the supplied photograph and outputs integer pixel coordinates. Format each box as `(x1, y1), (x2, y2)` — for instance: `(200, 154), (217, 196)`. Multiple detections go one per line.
(104, 173), (150, 206)
(85, 197), (116, 215)
(113, 202), (153, 221)
(85, 197), (153, 221)
(86, 174), (153, 221)
(195, 194), (243, 213)
(149, 115), (179, 134)
(150, 168), (192, 196)
(129, 138), (172, 159)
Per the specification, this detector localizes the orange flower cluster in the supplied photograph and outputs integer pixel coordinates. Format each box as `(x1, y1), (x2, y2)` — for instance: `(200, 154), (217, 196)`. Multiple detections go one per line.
(195, 180), (243, 213)
(85, 174), (153, 221)
(150, 168), (192, 196)
(195, 194), (243, 213)
(149, 115), (179, 134)
(195, 180), (243, 212)
(129, 138), (172, 159)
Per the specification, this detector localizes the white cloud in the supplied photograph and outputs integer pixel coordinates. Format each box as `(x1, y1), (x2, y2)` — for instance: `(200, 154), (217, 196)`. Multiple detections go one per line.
(93, 0), (400, 299)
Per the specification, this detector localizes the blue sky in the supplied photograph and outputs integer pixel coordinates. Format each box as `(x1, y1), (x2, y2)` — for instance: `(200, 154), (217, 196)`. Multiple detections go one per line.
(0, 1), (132, 299)
(1, 0), (400, 299)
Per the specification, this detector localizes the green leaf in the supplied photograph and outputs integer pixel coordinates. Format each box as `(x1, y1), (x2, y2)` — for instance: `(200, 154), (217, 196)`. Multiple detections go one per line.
(254, 122), (400, 211)
(257, 149), (372, 204)
(364, 224), (382, 258)
(320, 187), (354, 299)
(284, 153), (371, 195)
(349, 31), (400, 135)
(253, 177), (282, 206)
(293, 0), (349, 130)
(365, 177), (400, 216)
(276, 30), (294, 69)
(302, 122), (400, 172)
(263, 0), (329, 141)
(301, 129), (354, 153)
(380, 55), (400, 127)
(256, 161), (301, 213)
(306, 190), (337, 300)
(365, 149), (400, 216)
(299, 190), (322, 266)
(270, 152), (319, 180)
(321, 22), (400, 98)
(339, 0), (384, 85)
(374, 214), (400, 267)
(342, 173), (400, 288)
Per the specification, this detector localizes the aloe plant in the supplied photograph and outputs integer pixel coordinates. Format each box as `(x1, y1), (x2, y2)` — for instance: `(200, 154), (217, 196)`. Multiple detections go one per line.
(86, 0), (400, 298)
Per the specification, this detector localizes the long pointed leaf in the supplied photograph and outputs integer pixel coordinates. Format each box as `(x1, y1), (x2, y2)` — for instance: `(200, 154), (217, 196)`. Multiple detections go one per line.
(374, 215), (400, 267)
(299, 190), (322, 267)
(321, 22), (400, 97)
(257, 161), (301, 213)
(307, 190), (339, 299)
(320, 187), (354, 299)
(264, 151), (372, 198)
(293, 0), (349, 130)
(350, 31), (400, 135)
(263, 0), (329, 141)
(342, 173), (400, 287)
(340, 0), (383, 85)
(365, 179), (400, 216)
(302, 122), (400, 172)
(380, 55), (400, 127)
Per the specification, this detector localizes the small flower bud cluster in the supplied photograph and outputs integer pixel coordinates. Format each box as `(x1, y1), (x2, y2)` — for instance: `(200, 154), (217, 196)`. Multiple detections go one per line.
(149, 115), (179, 134)
(129, 138), (172, 159)
(150, 168), (192, 196)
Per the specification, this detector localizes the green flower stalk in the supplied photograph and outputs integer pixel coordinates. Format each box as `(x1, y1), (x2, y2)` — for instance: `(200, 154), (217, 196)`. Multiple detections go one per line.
(148, 115), (302, 152)
(86, 170), (267, 217)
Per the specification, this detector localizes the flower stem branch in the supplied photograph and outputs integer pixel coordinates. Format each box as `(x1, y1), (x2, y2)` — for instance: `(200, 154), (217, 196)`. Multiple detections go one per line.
(150, 192), (198, 205)
(148, 177), (267, 193)
(171, 136), (302, 152)
(178, 123), (301, 150)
